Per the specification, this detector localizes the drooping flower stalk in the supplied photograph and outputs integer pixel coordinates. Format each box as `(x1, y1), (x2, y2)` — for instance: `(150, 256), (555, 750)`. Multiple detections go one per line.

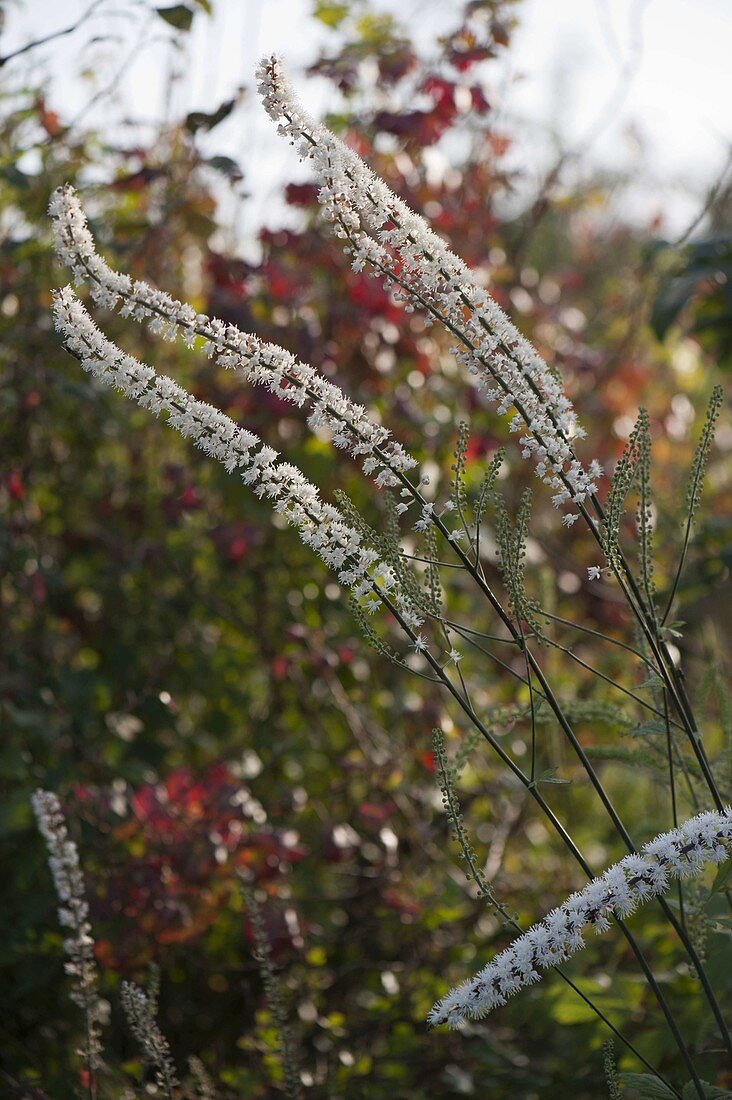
(44, 70), (729, 1078)
(51, 250), (731, 1067)
(52, 287), (424, 632)
(31, 789), (104, 1097)
(429, 808), (732, 1027)
(254, 54), (728, 829)
(49, 188), (722, 817)
(51, 263), (728, 1085)
(256, 55), (602, 521)
(49, 185), (416, 492)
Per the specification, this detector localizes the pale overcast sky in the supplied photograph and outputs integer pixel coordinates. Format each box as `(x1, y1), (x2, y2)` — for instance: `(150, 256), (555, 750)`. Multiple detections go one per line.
(4, 0), (731, 246)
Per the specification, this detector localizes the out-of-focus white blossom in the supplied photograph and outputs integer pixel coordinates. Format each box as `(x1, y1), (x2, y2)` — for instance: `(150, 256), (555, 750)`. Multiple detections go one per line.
(429, 808), (732, 1027)
(257, 55), (601, 524)
(31, 789), (104, 1066)
(48, 185), (416, 491)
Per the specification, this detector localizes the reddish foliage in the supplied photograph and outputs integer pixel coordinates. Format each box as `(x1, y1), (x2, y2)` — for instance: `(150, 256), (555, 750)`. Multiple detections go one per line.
(77, 765), (306, 968)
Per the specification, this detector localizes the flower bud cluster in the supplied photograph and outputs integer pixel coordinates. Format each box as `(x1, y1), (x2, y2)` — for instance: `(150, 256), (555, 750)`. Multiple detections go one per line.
(257, 55), (601, 520)
(31, 789), (104, 1063)
(53, 287), (423, 629)
(428, 807), (732, 1027)
(49, 186), (415, 491)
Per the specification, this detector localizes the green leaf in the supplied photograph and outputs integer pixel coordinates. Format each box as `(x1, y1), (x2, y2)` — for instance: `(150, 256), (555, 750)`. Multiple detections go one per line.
(185, 95), (239, 134)
(535, 768), (570, 786)
(682, 1083), (732, 1099)
(205, 155), (243, 181)
(619, 1073), (676, 1098)
(621, 1077), (732, 1100)
(650, 271), (702, 340)
(651, 235), (732, 368)
(711, 858), (732, 894)
(155, 4), (195, 31)
(313, 0), (349, 27)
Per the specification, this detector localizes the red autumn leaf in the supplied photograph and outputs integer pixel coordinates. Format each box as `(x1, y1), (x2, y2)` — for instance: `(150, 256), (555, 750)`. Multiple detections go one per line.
(419, 750), (436, 773)
(358, 801), (394, 827)
(35, 96), (61, 137)
(7, 469), (24, 500)
(271, 655), (289, 680)
(470, 85), (491, 114)
(421, 76), (456, 109)
(285, 182), (320, 207)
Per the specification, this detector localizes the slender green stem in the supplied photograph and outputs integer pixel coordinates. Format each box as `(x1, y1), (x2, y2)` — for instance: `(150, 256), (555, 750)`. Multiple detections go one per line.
(660, 446), (707, 626)
(329, 189), (722, 812)
(663, 690), (687, 932)
(540, 609), (662, 674)
(437, 747), (680, 1094)
(378, 589), (705, 1085)
(542, 635), (683, 726)
(584, 494), (724, 809)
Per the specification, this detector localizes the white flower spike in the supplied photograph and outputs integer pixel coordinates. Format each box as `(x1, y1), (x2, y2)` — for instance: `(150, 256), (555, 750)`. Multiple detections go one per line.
(32, 789), (105, 1065)
(429, 808), (732, 1027)
(52, 287), (424, 631)
(257, 54), (602, 524)
(48, 185), (416, 492)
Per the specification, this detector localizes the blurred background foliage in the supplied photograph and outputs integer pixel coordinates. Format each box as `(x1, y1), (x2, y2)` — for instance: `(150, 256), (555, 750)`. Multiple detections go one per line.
(1, 0), (731, 1096)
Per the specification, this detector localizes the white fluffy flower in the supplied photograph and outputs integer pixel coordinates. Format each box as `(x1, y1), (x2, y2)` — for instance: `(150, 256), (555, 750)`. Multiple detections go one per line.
(257, 54), (602, 521)
(52, 287), (423, 632)
(49, 185), (416, 491)
(428, 807), (732, 1027)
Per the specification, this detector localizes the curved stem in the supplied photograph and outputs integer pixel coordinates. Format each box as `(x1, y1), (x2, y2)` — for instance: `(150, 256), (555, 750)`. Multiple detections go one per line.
(379, 591), (706, 1085)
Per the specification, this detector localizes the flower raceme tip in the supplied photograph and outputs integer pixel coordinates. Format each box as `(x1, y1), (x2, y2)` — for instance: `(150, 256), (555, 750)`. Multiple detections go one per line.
(256, 54), (603, 525)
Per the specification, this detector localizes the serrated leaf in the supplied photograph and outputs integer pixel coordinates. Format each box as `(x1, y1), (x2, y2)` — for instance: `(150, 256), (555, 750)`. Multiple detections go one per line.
(155, 4), (194, 31)
(682, 1083), (732, 1099)
(619, 1072), (676, 1098)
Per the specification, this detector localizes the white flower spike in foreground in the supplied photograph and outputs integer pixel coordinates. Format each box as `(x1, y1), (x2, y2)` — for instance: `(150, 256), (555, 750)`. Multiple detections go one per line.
(48, 185), (416, 492)
(429, 808), (732, 1028)
(52, 287), (424, 631)
(257, 55), (602, 521)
